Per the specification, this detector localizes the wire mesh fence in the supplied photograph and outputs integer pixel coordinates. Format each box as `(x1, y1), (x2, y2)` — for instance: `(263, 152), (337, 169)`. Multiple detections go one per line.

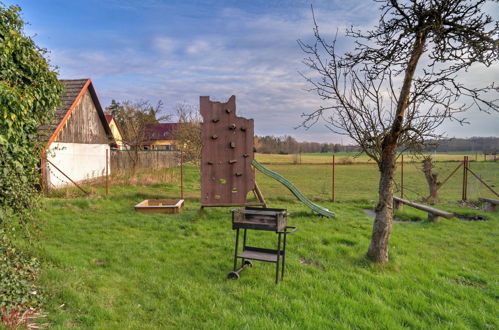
(254, 157), (498, 203)
(43, 149), (183, 196)
(43, 149), (498, 204)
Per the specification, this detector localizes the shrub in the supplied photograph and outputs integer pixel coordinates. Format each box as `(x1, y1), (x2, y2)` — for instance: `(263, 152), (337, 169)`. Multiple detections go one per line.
(0, 3), (62, 321)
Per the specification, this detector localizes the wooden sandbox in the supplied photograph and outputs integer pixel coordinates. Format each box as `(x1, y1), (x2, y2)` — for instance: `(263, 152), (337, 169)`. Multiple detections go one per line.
(134, 199), (184, 214)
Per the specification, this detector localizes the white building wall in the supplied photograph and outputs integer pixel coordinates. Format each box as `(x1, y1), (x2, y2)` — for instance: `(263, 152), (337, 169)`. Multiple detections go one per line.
(47, 142), (110, 188)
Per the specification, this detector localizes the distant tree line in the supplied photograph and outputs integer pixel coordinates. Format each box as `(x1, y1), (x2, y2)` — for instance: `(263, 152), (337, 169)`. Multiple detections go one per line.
(254, 135), (359, 154)
(255, 136), (499, 154)
(423, 137), (498, 154)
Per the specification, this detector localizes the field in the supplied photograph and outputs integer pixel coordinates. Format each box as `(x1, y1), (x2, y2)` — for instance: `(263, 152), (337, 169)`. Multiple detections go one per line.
(31, 155), (498, 328)
(255, 151), (491, 164)
(256, 162), (498, 202)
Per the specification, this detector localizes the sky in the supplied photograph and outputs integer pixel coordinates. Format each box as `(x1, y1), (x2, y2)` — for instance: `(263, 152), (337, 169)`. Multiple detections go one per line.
(6, 0), (499, 143)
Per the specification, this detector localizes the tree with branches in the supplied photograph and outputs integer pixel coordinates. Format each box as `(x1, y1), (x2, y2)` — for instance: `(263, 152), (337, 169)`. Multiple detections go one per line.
(299, 0), (498, 262)
(106, 100), (170, 177)
(171, 102), (202, 166)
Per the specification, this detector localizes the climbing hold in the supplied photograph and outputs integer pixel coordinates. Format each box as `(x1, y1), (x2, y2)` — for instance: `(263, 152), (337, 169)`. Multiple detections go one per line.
(240, 127), (246, 132)
(225, 108), (231, 113)
(243, 154), (249, 158)
(212, 119), (220, 123)
(229, 124), (237, 130)
(211, 135), (218, 140)
(229, 160), (237, 164)
(207, 161), (213, 165)
(235, 173), (243, 177)
(229, 142), (236, 148)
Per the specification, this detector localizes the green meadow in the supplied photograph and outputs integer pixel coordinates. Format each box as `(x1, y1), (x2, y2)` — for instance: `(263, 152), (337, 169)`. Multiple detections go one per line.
(254, 151), (488, 164)
(29, 158), (499, 328)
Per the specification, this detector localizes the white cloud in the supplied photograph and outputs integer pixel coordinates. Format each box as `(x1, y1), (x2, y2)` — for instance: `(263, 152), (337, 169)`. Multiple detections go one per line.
(153, 36), (177, 55)
(43, 1), (498, 142)
(186, 40), (211, 55)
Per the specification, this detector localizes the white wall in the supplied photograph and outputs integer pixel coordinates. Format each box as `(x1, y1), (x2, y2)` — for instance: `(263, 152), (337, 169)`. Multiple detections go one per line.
(47, 142), (110, 188)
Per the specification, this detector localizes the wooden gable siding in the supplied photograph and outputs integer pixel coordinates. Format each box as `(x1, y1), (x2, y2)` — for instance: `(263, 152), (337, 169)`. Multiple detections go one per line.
(55, 89), (110, 144)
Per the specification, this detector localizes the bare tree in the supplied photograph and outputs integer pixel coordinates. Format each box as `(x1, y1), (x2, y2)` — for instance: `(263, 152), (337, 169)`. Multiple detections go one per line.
(107, 100), (170, 176)
(171, 102), (202, 166)
(299, 0), (498, 262)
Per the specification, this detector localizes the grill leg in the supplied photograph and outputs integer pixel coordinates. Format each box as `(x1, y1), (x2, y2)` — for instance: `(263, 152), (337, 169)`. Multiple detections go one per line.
(233, 228), (240, 272)
(282, 232), (287, 280)
(241, 229), (247, 267)
(276, 233), (282, 284)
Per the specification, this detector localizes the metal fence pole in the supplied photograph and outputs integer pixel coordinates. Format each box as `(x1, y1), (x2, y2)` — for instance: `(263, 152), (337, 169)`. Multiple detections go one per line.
(401, 154), (404, 199)
(106, 149), (109, 196)
(180, 150), (184, 200)
(462, 156), (468, 201)
(41, 148), (47, 194)
(44, 158), (89, 195)
(331, 155), (335, 202)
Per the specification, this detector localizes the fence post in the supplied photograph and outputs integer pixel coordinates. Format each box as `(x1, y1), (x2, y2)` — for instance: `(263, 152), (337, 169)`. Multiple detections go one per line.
(331, 155), (335, 202)
(180, 150), (184, 200)
(462, 156), (468, 201)
(41, 148), (47, 194)
(106, 149), (109, 196)
(401, 154), (404, 199)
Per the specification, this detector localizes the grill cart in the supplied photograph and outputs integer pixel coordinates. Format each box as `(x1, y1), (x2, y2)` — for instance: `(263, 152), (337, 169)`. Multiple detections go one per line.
(228, 207), (297, 284)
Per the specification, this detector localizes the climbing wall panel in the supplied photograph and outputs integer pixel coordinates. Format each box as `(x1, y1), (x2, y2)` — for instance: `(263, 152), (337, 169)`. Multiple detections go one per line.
(200, 96), (255, 206)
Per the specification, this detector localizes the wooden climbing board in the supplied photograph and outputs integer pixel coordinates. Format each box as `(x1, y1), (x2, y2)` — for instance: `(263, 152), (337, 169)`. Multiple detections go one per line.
(200, 96), (255, 207)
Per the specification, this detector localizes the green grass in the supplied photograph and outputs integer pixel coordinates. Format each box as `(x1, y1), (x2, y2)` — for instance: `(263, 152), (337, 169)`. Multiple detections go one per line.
(255, 151), (488, 164)
(256, 161), (499, 202)
(33, 164), (499, 328)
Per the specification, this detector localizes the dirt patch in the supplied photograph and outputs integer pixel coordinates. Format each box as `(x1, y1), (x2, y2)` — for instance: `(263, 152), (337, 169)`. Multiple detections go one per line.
(299, 257), (325, 270)
(455, 214), (488, 221)
(92, 259), (109, 265)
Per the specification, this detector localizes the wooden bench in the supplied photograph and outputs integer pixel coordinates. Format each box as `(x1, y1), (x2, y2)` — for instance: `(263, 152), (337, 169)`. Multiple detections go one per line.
(479, 197), (498, 212)
(393, 196), (454, 222)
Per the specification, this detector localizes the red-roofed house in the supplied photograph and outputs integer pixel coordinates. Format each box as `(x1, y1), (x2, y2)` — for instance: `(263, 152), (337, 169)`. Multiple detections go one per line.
(39, 79), (114, 188)
(143, 123), (180, 150)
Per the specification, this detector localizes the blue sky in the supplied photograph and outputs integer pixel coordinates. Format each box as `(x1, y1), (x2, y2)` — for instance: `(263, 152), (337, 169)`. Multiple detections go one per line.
(7, 0), (499, 142)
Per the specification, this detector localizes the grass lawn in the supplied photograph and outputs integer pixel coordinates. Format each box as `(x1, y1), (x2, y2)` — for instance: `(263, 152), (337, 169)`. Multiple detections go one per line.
(255, 151), (487, 164)
(33, 164), (499, 328)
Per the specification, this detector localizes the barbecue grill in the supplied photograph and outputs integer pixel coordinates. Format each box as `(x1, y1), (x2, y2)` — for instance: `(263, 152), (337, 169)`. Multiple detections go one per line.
(228, 207), (297, 283)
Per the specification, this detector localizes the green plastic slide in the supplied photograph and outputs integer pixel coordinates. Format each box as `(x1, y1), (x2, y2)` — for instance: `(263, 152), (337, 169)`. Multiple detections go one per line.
(252, 159), (335, 218)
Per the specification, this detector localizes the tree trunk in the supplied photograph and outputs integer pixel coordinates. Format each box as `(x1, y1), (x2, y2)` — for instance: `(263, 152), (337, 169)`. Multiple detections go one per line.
(428, 182), (439, 202)
(422, 157), (440, 203)
(367, 32), (427, 263)
(368, 147), (396, 262)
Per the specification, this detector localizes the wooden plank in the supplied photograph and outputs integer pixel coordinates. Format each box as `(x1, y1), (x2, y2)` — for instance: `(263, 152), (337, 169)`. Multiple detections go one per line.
(253, 181), (267, 207)
(393, 196), (453, 218)
(238, 250), (278, 262)
(134, 199), (184, 214)
(479, 197), (499, 205)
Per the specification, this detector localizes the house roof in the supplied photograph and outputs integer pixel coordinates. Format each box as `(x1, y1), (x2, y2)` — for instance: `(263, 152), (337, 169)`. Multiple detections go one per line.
(104, 114), (126, 143)
(145, 123), (180, 140)
(39, 79), (113, 148)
